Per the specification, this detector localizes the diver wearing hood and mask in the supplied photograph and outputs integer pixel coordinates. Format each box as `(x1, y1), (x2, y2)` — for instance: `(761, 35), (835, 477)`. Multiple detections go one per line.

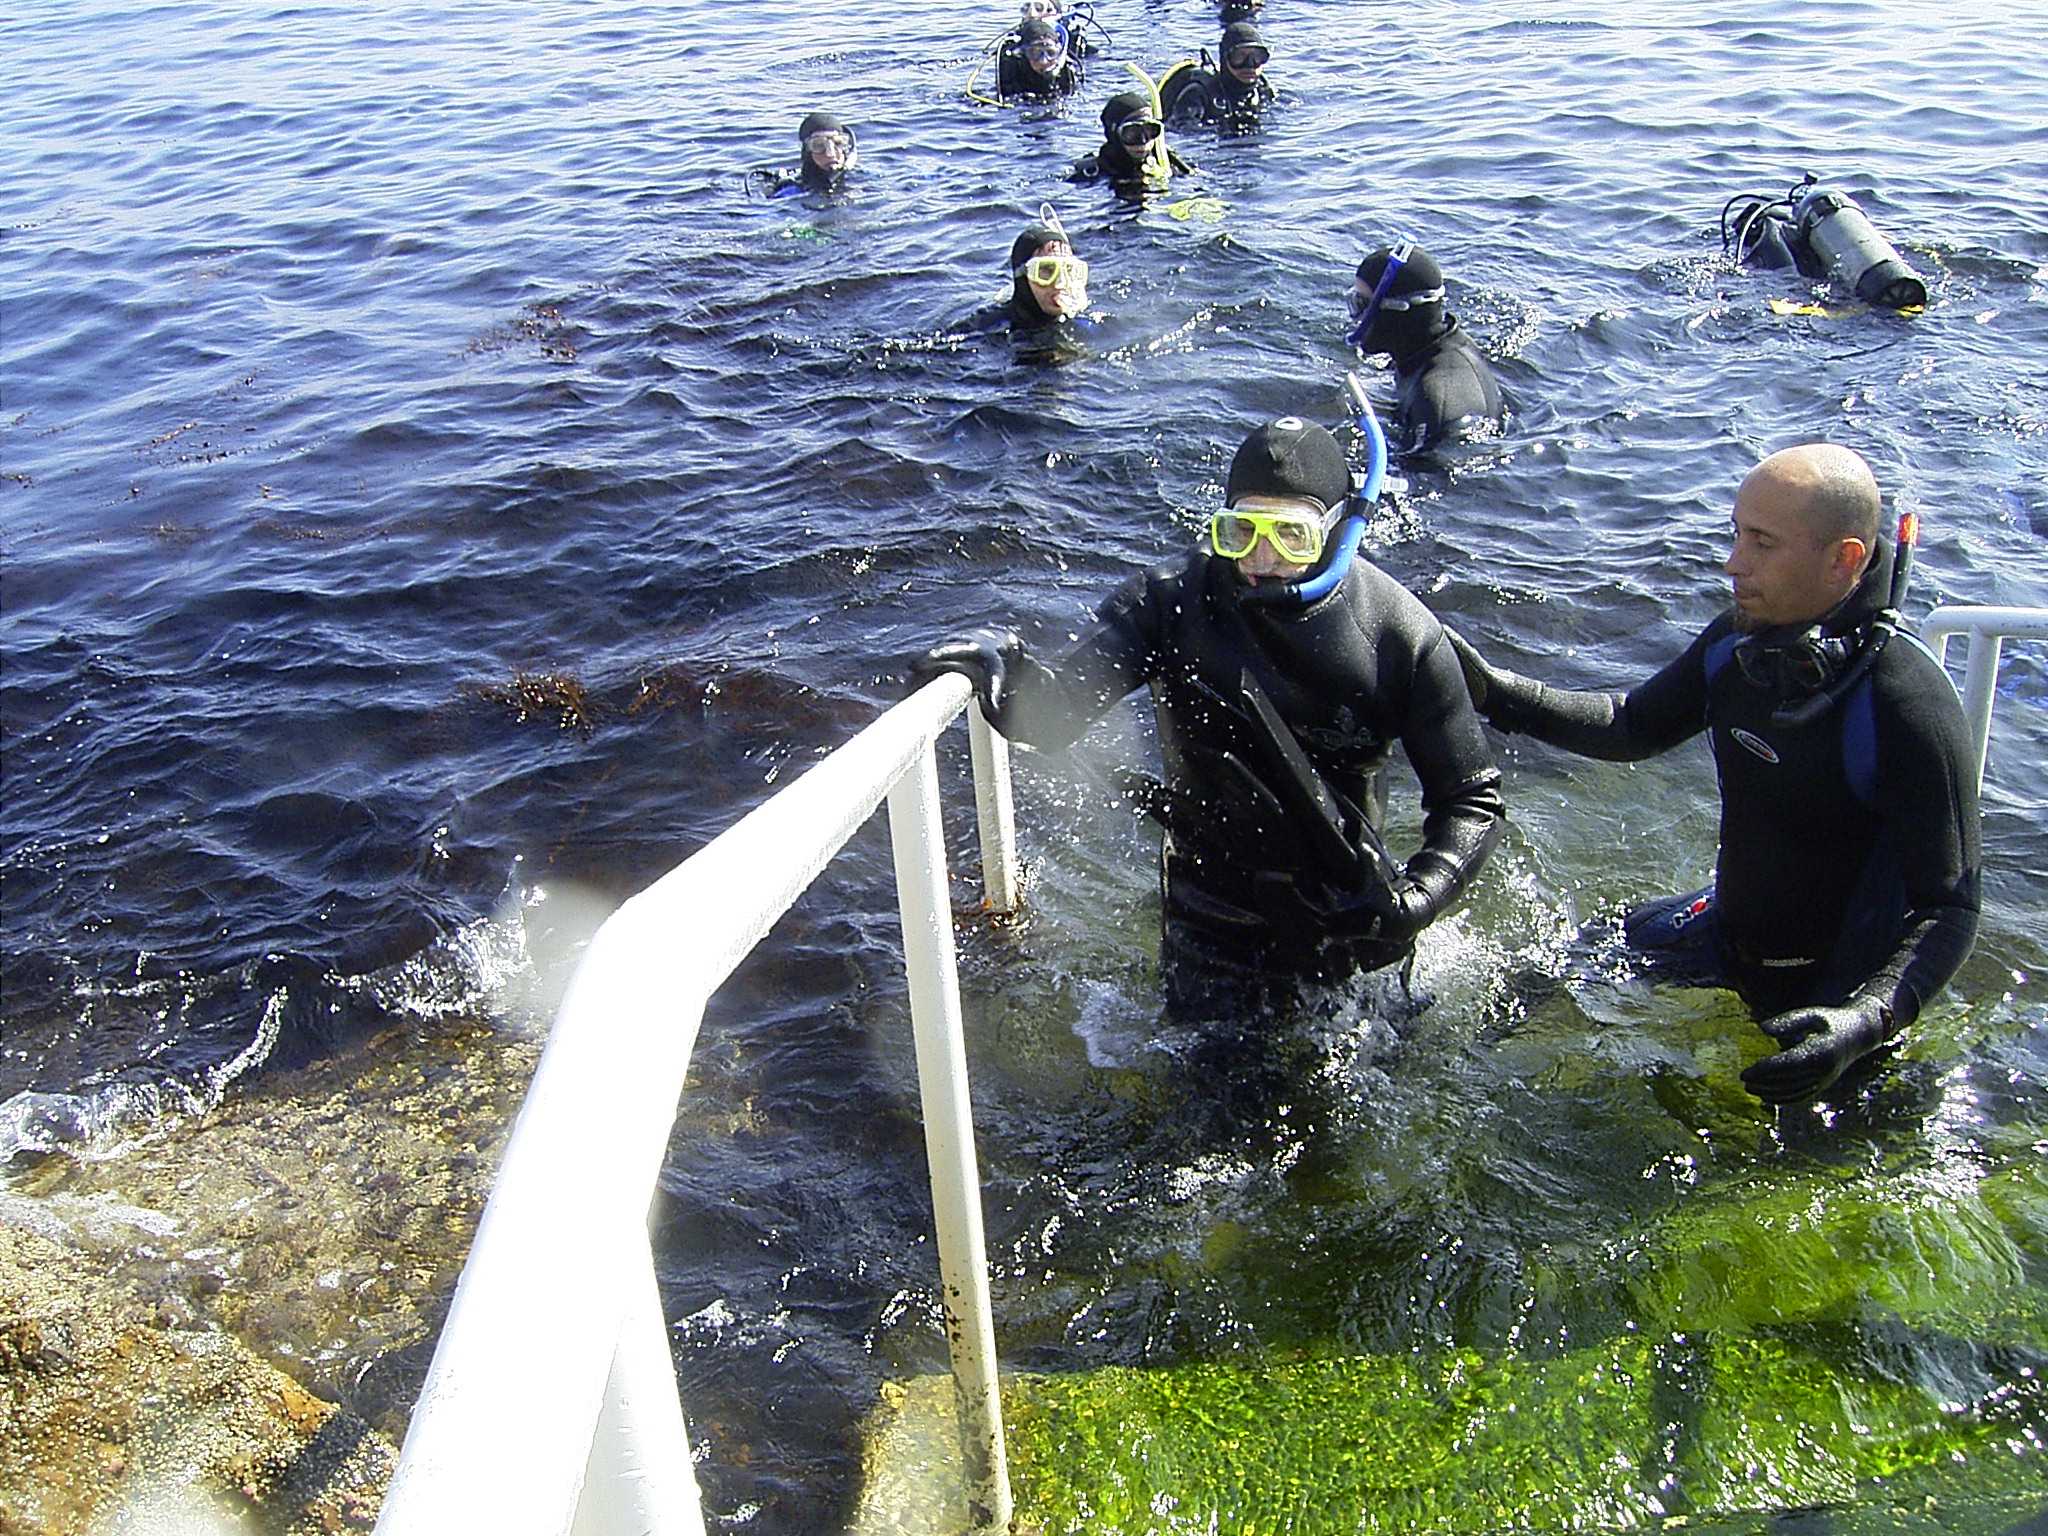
(1159, 21), (1277, 130)
(996, 17), (1083, 102)
(961, 207), (1093, 352)
(1347, 243), (1504, 454)
(912, 417), (1504, 1008)
(1069, 91), (1192, 197)
(754, 110), (858, 198)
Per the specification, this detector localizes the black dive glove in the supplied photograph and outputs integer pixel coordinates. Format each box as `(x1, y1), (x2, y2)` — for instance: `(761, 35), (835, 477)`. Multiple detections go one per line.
(1739, 996), (1893, 1105)
(908, 630), (1024, 722)
(1365, 878), (1437, 948)
(1445, 627), (1550, 735)
(1251, 873), (1438, 952)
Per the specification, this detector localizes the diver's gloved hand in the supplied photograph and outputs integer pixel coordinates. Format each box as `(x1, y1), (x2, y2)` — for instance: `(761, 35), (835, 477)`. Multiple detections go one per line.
(1444, 628), (1548, 735)
(1253, 874), (1434, 948)
(1362, 877), (1437, 949)
(1740, 996), (1893, 1105)
(908, 631), (1023, 721)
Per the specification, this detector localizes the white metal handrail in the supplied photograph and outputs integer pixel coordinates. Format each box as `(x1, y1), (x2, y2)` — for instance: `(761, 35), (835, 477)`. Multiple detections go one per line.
(1921, 604), (2048, 791)
(375, 673), (1019, 1536)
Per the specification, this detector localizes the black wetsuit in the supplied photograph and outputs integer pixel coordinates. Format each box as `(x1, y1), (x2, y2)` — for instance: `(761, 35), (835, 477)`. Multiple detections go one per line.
(754, 159), (845, 198)
(959, 292), (1093, 363)
(1159, 62), (1274, 130)
(1482, 542), (1979, 1027)
(1383, 315), (1502, 454)
(996, 41), (1081, 101)
(995, 548), (1505, 985)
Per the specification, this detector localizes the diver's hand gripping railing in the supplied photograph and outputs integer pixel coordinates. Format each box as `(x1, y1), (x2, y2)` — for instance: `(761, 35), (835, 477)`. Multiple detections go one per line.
(375, 674), (1018, 1536)
(1921, 604), (2048, 792)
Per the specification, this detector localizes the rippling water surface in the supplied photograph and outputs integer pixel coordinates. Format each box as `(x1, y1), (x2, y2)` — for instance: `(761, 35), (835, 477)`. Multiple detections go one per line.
(5, 0), (2047, 1530)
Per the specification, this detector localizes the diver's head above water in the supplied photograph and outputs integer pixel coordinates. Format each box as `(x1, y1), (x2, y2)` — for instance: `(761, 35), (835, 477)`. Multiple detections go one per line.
(1098, 92), (1163, 176)
(1009, 208), (1089, 322)
(1015, 17), (1070, 79)
(795, 110), (856, 191)
(1348, 243), (1448, 358)
(1217, 418), (1352, 586)
(1218, 21), (1270, 93)
(1726, 443), (1881, 633)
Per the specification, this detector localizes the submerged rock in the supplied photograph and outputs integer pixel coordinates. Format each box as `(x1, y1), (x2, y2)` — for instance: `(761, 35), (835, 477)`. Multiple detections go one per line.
(0, 1220), (392, 1533)
(1, 1018), (542, 1528)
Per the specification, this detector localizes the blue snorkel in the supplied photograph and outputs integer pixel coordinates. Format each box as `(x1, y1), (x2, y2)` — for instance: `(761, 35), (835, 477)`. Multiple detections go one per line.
(1249, 372), (1386, 607)
(1346, 238), (1413, 351)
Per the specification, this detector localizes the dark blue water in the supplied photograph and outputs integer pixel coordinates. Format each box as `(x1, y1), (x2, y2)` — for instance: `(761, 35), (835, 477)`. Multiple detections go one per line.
(5, 0), (2046, 1530)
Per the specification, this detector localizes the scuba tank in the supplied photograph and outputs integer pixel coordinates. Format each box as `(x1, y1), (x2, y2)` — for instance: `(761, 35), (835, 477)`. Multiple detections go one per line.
(1720, 176), (1927, 310)
(1793, 185), (1927, 310)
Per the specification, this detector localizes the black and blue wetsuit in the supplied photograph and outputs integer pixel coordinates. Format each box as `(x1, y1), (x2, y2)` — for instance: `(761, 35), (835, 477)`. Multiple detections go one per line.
(1472, 540), (1979, 1028)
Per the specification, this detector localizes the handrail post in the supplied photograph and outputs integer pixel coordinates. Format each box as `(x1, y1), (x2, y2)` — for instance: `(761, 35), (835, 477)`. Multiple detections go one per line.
(967, 704), (1021, 915)
(1956, 629), (2002, 792)
(888, 740), (1013, 1532)
(377, 676), (1019, 1535)
(1921, 604), (2048, 795)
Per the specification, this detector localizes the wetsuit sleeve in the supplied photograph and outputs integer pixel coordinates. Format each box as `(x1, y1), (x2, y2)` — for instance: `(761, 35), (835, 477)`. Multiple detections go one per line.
(1396, 628), (1507, 912)
(1487, 625), (1717, 761)
(996, 570), (1167, 750)
(1850, 651), (1982, 1028)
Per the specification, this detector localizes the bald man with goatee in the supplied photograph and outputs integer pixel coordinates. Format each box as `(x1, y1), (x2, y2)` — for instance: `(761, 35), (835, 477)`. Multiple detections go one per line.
(1451, 444), (1980, 1108)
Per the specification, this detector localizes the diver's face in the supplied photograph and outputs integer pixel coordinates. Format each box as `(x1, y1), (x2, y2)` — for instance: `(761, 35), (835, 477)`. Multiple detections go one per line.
(1024, 241), (1088, 319)
(1724, 468), (1864, 632)
(1219, 498), (1326, 584)
(1024, 37), (1066, 76)
(804, 130), (851, 172)
(1348, 275), (1390, 351)
(1225, 45), (1268, 84)
(1233, 533), (1314, 584)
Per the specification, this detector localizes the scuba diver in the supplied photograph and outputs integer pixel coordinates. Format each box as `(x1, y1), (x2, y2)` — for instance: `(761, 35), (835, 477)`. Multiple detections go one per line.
(995, 17), (1083, 103)
(1449, 445), (1980, 1107)
(968, 1), (1104, 105)
(1722, 175), (1927, 310)
(962, 206), (1093, 351)
(752, 111), (857, 198)
(1159, 20), (1277, 130)
(1019, 0), (1099, 57)
(1346, 243), (1504, 454)
(1068, 92), (1193, 199)
(912, 416), (1505, 1016)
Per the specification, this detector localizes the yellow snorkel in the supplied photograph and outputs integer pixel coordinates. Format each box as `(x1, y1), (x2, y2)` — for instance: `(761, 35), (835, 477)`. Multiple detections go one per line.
(1123, 62), (1173, 188)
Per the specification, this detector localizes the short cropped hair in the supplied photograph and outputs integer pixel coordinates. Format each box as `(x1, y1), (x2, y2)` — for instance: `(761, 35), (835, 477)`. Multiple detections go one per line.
(1797, 445), (1882, 548)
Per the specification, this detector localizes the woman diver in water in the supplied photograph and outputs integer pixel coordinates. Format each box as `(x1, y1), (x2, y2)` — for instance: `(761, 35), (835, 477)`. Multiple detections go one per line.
(961, 206), (1095, 358)
(751, 111), (857, 198)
